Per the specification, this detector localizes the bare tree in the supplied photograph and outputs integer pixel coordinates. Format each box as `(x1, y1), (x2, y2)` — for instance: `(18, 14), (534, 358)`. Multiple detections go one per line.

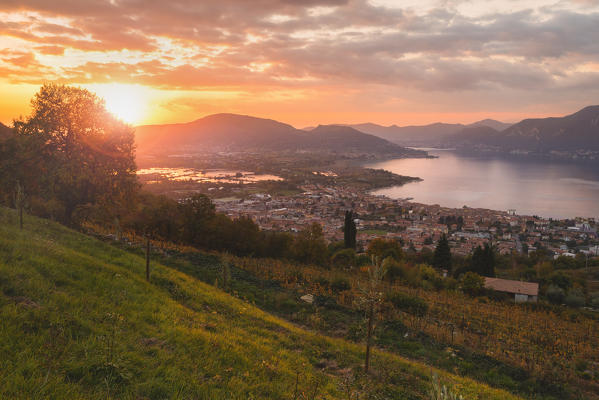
(15, 180), (25, 230)
(357, 257), (386, 374)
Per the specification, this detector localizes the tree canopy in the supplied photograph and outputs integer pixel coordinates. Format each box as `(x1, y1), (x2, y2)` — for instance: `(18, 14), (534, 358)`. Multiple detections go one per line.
(432, 234), (451, 271)
(1, 84), (138, 224)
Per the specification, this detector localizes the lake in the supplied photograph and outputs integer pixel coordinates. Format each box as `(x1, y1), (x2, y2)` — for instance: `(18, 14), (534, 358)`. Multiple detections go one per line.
(367, 150), (599, 219)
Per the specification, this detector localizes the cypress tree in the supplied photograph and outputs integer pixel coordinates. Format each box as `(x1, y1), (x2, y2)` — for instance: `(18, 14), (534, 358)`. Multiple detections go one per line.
(344, 210), (357, 249)
(432, 233), (451, 271)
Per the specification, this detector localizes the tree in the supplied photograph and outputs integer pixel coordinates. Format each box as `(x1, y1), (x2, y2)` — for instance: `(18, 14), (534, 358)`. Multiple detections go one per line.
(470, 243), (496, 277)
(367, 238), (403, 261)
(179, 194), (216, 245)
(432, 234), (451, 271)
(343, 210), (357, 249)
(357, 257), (387, 374)
(460, 271), (484, 296)
(10, 84), (138, 224)
(293, 223), (328, 266)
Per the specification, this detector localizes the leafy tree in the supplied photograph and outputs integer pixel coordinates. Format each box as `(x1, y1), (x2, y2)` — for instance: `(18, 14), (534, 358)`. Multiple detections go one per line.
(367, 238), (403, 261)
(343, 210), (357, 249)
(546, 284), (565, 304)
(432, 234), (451, 271)
(179, 194), (216, 245)
(7, 84), (137, 224)
(293, 223), (328, 266)
(460, 271), (484, 296)
(331, 248), (356, 269)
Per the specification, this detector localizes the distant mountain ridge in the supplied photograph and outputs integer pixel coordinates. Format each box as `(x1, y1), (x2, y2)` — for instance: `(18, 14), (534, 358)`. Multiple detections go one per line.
(446, 106), (599, 152)
(346, 120), (512, 145)
(136, 113), (423, 157)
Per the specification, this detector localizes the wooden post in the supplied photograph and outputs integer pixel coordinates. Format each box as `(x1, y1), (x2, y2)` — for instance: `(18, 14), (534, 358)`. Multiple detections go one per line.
(365, 302), (374, 373)
(145, 236), (151, 282)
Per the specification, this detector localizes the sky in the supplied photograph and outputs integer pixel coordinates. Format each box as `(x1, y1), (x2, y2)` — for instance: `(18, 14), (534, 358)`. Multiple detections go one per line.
(1, 0), (598, 127)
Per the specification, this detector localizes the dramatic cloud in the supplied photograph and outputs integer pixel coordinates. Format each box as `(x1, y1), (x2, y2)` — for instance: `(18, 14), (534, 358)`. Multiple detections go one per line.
(0, 0), (598, 126)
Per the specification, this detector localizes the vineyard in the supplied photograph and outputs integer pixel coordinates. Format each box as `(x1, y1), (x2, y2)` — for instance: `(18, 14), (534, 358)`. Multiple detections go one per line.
(89, 224), (599, 399)
(225, 255), (599, 398)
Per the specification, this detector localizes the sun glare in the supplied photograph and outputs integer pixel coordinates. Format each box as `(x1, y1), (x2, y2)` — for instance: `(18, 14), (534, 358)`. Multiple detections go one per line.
(92, 83), (147, 125)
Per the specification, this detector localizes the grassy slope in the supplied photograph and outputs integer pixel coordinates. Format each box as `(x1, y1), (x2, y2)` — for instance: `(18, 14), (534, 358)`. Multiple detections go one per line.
(0, 208), (522, 400)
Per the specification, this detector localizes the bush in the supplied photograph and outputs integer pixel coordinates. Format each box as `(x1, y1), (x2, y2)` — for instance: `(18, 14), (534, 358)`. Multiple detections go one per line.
(546, 285), (565, 304)
(330, 277), (351, 293)
(460, 272), (484, 296)
(564, 289), (585, 308)
(387, 292), (428, 317)
(590, 292), (599, 309)
(330, 248), (356, 269)
(419, 264), (444, 290)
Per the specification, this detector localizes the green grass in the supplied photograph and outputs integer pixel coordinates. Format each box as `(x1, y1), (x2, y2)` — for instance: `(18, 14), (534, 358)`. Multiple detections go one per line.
(0, 207), (522, 399)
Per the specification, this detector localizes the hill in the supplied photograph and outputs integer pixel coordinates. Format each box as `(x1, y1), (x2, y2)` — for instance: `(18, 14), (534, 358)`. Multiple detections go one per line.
(447, 106), (599, 152)
(349, 119), (510, 146)
(0, 122), (12, 141)
(135, 114), (422, 157)
(306, 125), (424, 155)
(0, 207), (521, 399)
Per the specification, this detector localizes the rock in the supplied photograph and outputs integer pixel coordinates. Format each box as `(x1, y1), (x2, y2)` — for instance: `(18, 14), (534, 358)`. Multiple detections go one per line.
(300, 294), (314, 304)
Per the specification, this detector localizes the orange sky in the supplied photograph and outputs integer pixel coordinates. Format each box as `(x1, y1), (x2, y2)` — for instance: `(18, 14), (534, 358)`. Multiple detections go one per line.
(1, 0), (598, 128)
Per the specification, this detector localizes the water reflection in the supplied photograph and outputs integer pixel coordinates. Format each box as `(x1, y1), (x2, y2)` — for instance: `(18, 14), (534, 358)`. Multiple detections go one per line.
(137, 167), (282, 184)
(368, 151), (599, 219)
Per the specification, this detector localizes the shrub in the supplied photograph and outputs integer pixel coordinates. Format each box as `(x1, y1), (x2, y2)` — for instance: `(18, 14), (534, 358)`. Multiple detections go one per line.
(460, 272), (484, 296)
(546, 284), (565, 304)
(429, 373), (465, 400)
(564, 289), (585, 308)
(387, 292), (428, 317)
(330, 277), (351, 293)
(419, 264), (444, 290)
(590, 292), (599, 309)
(330, 248), (356, 269)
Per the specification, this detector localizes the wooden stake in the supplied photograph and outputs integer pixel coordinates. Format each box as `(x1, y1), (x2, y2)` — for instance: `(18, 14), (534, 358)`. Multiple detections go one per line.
(145, 236), (151, 282)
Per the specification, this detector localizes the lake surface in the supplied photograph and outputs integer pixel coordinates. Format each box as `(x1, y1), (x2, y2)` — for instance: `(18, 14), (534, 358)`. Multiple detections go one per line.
(368, 150), (599, 219)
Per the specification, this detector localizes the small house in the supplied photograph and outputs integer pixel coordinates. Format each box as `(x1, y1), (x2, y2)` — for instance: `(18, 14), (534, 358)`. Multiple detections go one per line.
(484, 277), (539, 303)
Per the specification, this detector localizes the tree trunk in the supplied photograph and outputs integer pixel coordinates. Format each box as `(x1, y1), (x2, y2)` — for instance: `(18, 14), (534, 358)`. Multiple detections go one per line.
(145, 237), (151, 282)
(365, 302), (374, 373)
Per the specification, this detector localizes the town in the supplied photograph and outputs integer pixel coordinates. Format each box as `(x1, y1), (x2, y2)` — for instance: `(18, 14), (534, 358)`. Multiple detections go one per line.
(213, 181), (599, 259)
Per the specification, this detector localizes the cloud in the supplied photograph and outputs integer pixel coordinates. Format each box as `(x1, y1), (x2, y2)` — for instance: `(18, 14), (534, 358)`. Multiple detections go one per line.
(0, 0), (598, 123)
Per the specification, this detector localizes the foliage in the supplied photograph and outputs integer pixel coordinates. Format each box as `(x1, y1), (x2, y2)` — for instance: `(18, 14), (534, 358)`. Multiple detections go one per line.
(564, 289), (585, 308)
(331, 248), (356, 269)
(0, 207), (522, 400)
(366, 238), (403, 261)
(470, 243), (496, 277)
(432, 234), (452, 271)
(546, 285), (565, 304)
(460, 272), (485, 296)
(387, 292), (428, 317)
(1, 84), (138, 224)
(343, 210), (357, 249)
(429, 373), (465, 400)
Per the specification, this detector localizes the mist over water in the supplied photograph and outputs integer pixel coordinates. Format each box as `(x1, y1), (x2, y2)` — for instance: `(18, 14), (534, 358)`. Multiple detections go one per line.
(368, 150), (599, 219)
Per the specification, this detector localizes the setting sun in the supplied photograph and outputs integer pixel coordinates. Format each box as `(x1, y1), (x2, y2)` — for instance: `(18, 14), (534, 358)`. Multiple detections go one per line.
(91, 83), (147, 125)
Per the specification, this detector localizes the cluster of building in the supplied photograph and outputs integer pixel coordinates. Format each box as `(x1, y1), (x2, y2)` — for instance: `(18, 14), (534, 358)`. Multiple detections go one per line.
(213, 184), (599, 258)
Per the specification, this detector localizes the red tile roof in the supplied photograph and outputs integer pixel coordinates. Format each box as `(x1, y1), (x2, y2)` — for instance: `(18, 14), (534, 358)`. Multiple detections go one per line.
(484, 277), (539, 296)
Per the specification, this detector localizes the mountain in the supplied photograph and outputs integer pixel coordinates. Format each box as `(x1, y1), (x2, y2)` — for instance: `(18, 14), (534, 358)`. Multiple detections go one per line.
(447, 106), (599, 152)
(305, 125), (423, 155)
(136, 113), (423, 157)
(0, 207), (519, 399)
(136, 113), (302, 153)
(468, 119), (512, 131)
(348, 120), (510, 146)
